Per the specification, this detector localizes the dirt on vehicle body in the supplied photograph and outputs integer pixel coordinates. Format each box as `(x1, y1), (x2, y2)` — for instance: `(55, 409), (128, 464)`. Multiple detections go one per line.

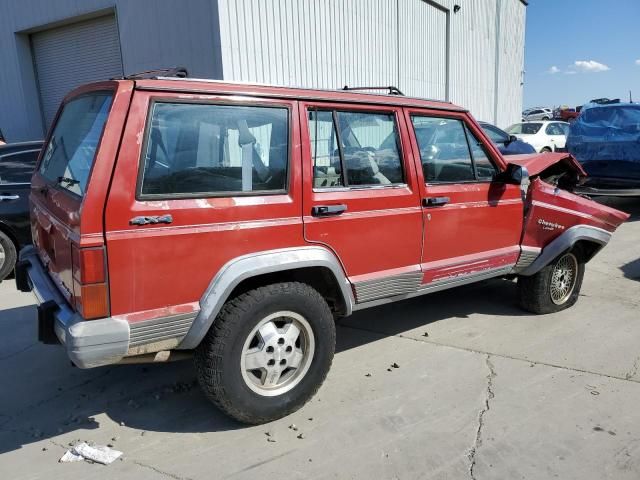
(17, 74), (628, 424)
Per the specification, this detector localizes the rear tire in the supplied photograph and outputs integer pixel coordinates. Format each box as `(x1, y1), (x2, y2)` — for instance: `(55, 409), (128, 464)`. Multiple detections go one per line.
(195, 282), (335, 424)
(0, 231), (17, 281)
(518, 251), (585, 314)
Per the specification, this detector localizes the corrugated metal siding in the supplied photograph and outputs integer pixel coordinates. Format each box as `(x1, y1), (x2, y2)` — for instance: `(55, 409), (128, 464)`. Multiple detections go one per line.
(496, 0), (526, 128)
(31, 14), (123, 127)
(399, 1), (447, 100)
(218, 0), (525, 127)
(218, 0), (398, 90)
(448, 0), (497, 122)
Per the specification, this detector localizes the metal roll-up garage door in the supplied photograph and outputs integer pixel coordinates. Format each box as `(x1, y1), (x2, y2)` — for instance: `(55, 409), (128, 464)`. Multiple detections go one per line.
(32, 14), (123, 128)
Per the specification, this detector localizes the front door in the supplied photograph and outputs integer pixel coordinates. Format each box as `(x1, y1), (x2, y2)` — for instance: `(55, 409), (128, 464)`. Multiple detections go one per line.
(405, 110), (524, 285)
(300, 102), (423, 304)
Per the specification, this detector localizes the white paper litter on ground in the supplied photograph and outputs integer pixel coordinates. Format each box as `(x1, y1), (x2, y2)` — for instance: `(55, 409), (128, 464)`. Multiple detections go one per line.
(59, 442), (123, 465)
(59, 450), (83, 462)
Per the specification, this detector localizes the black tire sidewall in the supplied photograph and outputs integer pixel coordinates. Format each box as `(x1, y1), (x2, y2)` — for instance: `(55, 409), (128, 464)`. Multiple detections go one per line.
(201, 283), (335, 422)
(0, 231), (17, 281)
(519, 251), (585, 314)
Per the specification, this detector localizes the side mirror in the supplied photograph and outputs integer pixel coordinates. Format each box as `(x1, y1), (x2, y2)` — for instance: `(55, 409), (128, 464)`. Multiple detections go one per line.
(506, 135), (518, 145)
(498, 163), (530, 199)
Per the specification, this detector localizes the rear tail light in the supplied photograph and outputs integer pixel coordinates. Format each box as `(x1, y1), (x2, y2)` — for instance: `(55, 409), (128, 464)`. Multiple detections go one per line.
(71, 245), (109, 320)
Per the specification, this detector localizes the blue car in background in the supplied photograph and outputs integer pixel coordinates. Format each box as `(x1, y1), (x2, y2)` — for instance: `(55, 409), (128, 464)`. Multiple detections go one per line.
(567, 103), (640, 196)
(479, 121), (536, 156)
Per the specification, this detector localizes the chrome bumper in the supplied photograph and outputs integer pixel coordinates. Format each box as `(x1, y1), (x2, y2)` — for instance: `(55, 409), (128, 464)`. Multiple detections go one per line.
(16, 246), (130, 368)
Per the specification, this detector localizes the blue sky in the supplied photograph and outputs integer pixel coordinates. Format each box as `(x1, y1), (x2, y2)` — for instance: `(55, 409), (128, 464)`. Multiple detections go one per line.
(523, 0), (640, 109)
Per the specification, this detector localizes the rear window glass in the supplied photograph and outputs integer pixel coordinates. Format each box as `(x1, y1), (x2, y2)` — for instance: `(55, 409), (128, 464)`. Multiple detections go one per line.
(39, 92), (113, 196)
(507, 123), (542, 135)
(139, 102), (289, 197)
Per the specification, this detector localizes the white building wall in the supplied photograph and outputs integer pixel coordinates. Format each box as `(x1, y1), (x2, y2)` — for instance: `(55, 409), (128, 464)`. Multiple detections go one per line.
(496, 0), (527, 128)
(218, 0), (526, 127)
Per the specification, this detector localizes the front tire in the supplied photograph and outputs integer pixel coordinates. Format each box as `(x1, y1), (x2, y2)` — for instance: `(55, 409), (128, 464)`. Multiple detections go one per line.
(195, 282), (335, 424)
(518, 251), (585, 314)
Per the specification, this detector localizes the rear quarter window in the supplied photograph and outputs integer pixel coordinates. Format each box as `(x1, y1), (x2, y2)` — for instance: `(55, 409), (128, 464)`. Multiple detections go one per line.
(139, 102), (289, 198)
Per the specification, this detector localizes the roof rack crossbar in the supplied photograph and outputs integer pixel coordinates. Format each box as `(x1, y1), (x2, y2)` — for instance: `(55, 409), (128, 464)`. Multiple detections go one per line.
(115, 67), (189, 81)
(342, 85), (405, 96)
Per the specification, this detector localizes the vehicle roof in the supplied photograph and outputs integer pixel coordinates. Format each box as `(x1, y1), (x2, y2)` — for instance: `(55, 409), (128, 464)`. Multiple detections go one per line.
(132, 78), (467, 112)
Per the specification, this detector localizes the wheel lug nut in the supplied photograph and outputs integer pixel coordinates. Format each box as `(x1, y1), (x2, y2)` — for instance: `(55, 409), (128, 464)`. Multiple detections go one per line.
(286, 346), (292, 353)
(266, 346), (274, 353)
(280, 359), (286, 366)
(267, 359), (275, 366)
(277, 338), (285, 345)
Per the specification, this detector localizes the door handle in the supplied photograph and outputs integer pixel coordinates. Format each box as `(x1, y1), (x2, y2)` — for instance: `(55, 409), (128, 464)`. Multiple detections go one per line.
(0, 194), (20, 201)
(311, 204), (347, 217)
(129, 214), (173, 226)
(422, 196), (449, 207)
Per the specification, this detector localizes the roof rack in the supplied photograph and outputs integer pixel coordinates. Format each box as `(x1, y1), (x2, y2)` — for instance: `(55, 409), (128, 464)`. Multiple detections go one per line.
(342, 85), (405, 96)
(115, 67), (189, 80)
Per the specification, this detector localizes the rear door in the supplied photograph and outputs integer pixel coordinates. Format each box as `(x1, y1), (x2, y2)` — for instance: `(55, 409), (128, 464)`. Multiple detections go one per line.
(300, 102), (423, 304)
(404, 109), (524, 284)
(104, 90), (303, 322)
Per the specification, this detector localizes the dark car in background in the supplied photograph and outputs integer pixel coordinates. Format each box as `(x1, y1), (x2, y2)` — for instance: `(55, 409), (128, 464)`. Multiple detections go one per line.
(567, 103), (640, 196)
(479, 121), (536, 155)
(0, 141), (43, 279)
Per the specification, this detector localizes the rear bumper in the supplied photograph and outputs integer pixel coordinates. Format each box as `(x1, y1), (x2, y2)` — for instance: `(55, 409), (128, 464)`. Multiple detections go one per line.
(16, 246), (130, 368)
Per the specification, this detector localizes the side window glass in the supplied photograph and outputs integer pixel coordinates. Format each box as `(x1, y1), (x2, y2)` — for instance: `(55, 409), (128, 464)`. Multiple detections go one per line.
(411, 116), (475, 182)
(336, 111), (403, 186)
(0, 151), (38, 184)
(483, 125), (508, 144)
(308, 110), (342, 188)
(140, 103), (289, 197)
(308, 110), (404, 188)
(465, 126), (496, 181)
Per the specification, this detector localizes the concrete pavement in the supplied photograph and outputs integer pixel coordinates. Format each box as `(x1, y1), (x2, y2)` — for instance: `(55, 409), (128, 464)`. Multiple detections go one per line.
(0, 197), (638, 479)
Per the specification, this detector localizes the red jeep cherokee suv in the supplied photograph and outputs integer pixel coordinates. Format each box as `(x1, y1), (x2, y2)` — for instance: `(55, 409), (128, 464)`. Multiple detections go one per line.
(16, 75), (628, 424)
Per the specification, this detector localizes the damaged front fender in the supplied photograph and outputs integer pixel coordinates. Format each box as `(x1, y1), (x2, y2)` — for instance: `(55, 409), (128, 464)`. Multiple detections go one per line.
(509, 152), (629, 274)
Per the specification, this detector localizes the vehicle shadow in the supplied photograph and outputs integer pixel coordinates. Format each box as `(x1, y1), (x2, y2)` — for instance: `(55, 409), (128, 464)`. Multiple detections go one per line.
(594, 196), (640, 222)
(0, 278), (522, 455)
(621, 258), (640, 281)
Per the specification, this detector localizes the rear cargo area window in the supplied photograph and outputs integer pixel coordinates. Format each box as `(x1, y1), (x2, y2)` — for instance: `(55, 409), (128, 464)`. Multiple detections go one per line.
(140, 102), (289, 197)
(39, 92), (113, 196)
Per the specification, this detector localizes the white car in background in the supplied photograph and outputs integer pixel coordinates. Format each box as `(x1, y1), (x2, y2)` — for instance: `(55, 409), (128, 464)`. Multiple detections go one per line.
(521, 107), (553, 121)
(505, 121), (570, 153)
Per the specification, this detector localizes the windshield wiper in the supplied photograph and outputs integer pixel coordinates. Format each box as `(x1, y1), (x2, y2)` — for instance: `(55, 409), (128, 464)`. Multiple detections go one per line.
(57, 176), (80, 186)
